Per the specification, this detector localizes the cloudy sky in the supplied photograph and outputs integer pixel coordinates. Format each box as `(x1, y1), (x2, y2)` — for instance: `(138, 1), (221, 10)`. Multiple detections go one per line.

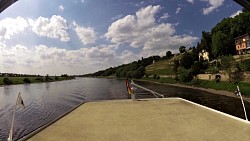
(0, 0), (243, 75)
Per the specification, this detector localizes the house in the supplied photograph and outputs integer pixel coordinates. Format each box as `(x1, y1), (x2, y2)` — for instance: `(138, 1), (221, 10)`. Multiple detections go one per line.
(235, 33), (250, 54)
(199, 50), (209, 61)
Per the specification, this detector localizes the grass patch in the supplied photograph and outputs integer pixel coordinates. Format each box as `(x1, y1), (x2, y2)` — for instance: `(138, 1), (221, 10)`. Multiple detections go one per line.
(147, 68), (174, 75)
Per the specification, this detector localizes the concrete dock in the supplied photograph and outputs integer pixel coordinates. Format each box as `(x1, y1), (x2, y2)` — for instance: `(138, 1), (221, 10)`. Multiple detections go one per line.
(26, 98), (250, 141)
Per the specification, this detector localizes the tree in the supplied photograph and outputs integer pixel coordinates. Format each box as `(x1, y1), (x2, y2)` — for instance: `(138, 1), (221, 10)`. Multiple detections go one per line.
(180, 53), (194, 69)
(220, 56), (235, 71)
(191, 61), (202, 75)
(179, 46), (186, 53)
(177, 67), (193, 82)
(230, 63), (244, 83)
(45, 74), (51, 81)
(3, 77), (13, 85)
(211, 31), (227, 57)
(23, 78), (31, 83)
(166, 51), (172, 59)
(173, 59), (180, 74)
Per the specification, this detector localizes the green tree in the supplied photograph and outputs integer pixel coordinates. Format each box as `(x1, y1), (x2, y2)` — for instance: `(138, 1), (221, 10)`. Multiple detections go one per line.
(191, 61), (202, 75)
(23, 78), (31, 83)
(173, 59), (180, 75)
(45, 74), (50, 81)
(166, 51), (172, 59)
(180, 53), (194, 69)
(230, 63), (244, 83)
(220, 56), (235, 71)
(211, 31), (227, 57)
(3, 77), (13, 85)
(179, 46), (186, 53)
(177, 67), (193, 82)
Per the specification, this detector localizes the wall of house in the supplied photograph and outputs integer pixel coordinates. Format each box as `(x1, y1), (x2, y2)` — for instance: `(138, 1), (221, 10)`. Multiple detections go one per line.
(196, 73), (229, 81)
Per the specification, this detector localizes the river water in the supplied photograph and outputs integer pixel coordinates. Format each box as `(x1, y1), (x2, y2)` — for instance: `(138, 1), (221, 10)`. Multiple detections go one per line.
(0, 78), (128, 141)
(0, 78), (249, 140)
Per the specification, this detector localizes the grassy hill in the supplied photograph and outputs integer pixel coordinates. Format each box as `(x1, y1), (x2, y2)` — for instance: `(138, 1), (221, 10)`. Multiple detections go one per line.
(146, 54), (182, 76)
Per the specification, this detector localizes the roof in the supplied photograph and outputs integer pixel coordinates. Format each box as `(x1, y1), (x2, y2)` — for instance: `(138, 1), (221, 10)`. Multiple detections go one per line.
(23, 98), (250, 141)
(0, 0), (18, 13)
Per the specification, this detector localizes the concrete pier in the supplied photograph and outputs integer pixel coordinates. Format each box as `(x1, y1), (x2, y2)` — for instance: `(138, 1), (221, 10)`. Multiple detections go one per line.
(26, 98), (250, 141)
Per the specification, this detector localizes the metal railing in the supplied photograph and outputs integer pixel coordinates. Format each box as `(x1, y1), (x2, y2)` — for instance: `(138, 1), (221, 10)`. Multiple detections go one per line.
(131, 80), (164, 98)
(235, 86), (248, 121)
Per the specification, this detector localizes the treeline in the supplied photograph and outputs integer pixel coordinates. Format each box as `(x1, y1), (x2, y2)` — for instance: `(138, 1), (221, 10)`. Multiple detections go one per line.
(83, 56), (164, 79)
(198, 9), (250, 59)
(172, 9), (250, 83)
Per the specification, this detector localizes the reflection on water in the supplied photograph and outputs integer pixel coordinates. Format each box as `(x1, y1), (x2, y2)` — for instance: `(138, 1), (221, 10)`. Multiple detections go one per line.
(0, 78), (127, 141)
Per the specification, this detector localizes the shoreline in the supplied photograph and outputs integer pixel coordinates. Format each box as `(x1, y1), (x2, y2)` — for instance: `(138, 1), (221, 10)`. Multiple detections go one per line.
(0, 77), (75, 87)
(135, 79), (250, 102)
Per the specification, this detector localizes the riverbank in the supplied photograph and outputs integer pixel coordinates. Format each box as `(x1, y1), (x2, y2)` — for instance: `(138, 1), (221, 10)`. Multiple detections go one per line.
(137, 78), (250, 102)
(0, 76), (75, 86)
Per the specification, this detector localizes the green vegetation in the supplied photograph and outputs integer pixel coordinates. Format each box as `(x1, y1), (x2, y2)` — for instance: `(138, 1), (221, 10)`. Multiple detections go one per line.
(83, 10), (250, 95)
(0, 76), (75, 85)
(141, 77), (250, 96)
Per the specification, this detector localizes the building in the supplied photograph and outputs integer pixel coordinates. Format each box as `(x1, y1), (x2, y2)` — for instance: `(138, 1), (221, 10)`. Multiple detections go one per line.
(199, 50), (209, 61)
(235, 33), (250, 54)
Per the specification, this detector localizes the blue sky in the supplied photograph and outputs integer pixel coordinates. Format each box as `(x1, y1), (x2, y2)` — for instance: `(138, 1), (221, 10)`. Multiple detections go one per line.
(0, 0), (243, 75)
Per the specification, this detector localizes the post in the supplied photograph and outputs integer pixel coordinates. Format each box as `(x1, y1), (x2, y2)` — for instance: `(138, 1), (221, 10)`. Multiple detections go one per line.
(8, 93), (20, 141)
(237, 86), (248, 121)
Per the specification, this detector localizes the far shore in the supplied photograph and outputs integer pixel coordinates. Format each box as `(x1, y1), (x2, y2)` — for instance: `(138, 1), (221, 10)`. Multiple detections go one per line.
(0, 76), (75, 87)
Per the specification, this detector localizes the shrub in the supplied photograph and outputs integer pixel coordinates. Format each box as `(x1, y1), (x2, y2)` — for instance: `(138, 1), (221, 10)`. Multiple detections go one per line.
(23, 78), (31, 83)
(153, 74), (157, 79)
(35, 77), (43, 81)
(55, 76), (59, 80)
(3, 77), (13, 85)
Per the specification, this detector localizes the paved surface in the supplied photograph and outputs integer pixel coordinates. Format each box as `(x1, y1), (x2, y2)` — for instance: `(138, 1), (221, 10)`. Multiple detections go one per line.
(27, 98), (250, 141)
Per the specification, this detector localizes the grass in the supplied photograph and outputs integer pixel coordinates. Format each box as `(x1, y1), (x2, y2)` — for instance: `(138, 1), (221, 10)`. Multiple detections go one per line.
(147, 68), (174, 75)
(0, 76), (75, 85)
(141, 77), (250, 96)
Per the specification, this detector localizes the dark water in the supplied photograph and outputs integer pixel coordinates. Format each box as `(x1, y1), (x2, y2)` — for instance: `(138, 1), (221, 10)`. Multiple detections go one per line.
(0, 78), (128, 141)
(134, 80), (250, 121)
(1, 78), (250, 141)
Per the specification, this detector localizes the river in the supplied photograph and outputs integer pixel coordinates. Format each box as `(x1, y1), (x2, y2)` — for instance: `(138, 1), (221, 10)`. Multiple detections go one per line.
(0, 78), (249, 140)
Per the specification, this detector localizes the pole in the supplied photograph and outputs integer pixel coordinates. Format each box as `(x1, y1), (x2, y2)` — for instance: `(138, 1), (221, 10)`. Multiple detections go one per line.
(237, 86), (248, 121)
(8, 93), (20, 141)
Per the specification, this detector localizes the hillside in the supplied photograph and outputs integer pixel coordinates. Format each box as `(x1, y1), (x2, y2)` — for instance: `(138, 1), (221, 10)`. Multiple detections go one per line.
(146, 54), (182, 76)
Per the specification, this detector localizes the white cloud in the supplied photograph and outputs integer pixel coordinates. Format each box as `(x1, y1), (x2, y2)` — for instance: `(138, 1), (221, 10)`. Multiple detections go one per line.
(187, 0), (194, 4)
(59, 5), (64, 12)
(73, 22), (96, 45)
(81, 0), (85, 3)
(0, 17), (28, 41)
(160, 13), (170, 19)
(202, 0), (224, 15)
(0, 43), (137, 75)
(176, 7), (181, 14)
(111, 14), (124, 21)
(28, 15), (70, 42)
(105, 5), (198, 54)
(230, 10), (242, 18)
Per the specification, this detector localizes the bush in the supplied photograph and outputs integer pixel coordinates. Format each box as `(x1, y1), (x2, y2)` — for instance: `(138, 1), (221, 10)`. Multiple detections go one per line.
(3, 77), (13, 85)
(177, 68), (193, 82)
(35, 77), (43, 81)
(55, 76), (59, 80)
(156, 75), (160, 80)
(153, 74), (157, 79)
(23, 78), (31, 83)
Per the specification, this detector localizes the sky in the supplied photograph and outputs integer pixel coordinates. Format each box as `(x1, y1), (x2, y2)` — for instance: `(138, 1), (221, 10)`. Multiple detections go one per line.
(0, 0), (243, 75)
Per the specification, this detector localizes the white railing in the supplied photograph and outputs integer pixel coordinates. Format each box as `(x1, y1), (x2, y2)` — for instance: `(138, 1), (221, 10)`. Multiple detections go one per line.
(131, 80), (164, 98)
(235, 86), (248, 121)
